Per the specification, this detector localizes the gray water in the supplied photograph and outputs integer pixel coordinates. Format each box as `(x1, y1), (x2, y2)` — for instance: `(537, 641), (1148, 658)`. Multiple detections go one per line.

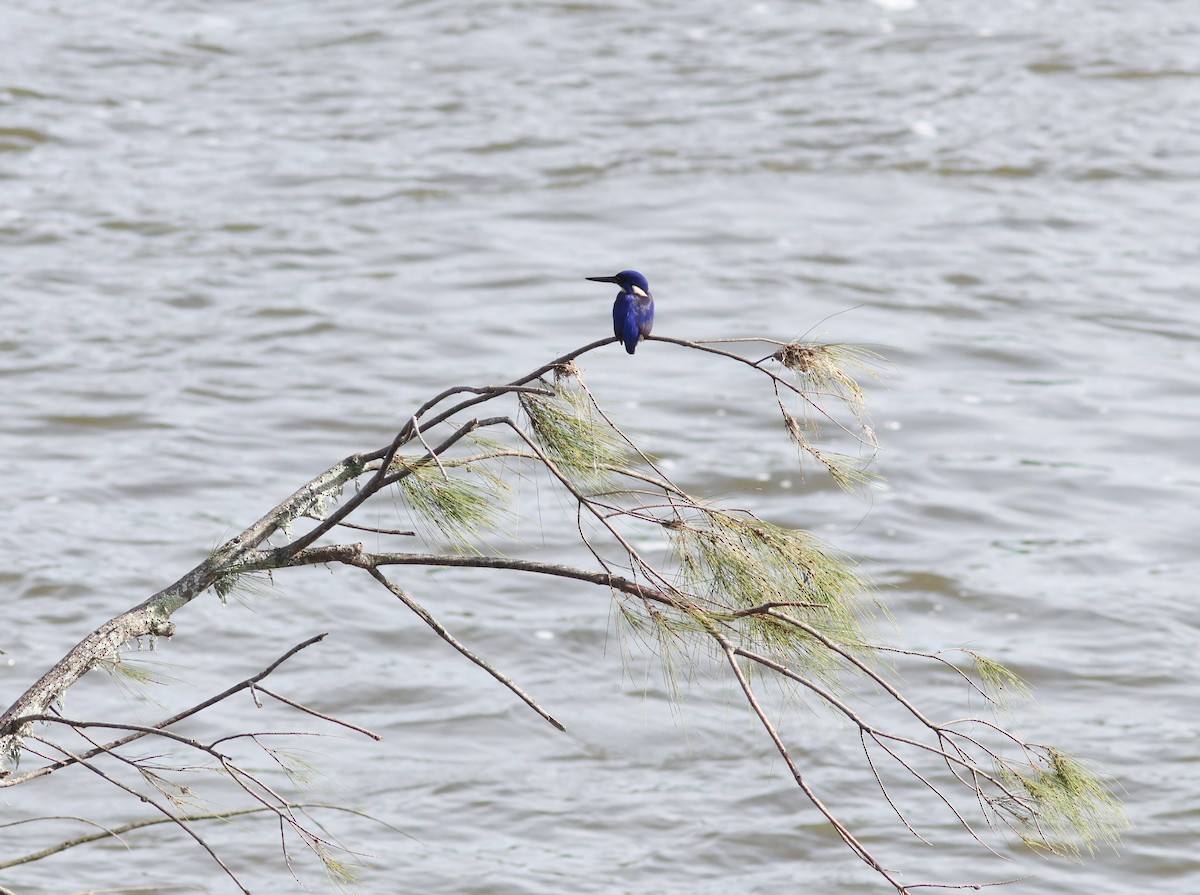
(3, 1), (1199, 892)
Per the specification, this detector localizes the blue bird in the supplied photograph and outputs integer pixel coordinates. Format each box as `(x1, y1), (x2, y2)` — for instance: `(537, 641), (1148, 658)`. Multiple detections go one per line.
(586, 269), (654, 355)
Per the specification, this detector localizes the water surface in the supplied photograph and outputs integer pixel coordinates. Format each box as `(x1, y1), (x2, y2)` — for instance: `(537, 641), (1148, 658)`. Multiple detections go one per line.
(2, 2), (1198, 893)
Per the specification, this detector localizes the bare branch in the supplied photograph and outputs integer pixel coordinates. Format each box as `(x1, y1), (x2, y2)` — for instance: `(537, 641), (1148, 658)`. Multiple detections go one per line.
(3, 635), (330, 787)
(251, 686), (383, 741)
(0, 804), (370, 870)
(30, 738), (251, 895)
(362, 565), (565, 732)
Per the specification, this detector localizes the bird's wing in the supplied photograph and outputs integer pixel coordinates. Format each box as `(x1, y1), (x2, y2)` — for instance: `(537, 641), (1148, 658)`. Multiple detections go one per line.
(639, 300), (654, 338)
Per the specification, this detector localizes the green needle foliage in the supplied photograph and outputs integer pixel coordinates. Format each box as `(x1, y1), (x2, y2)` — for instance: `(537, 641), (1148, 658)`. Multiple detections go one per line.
(208, 566), (276, 607)
(1000, 748), (1127, 858)
(672, 508), (870, 680)
(964, 648), (1035, 708)
(519, 378), (630, 490)
(776, 341), (882, 411)
(804, 442), (880, 492)
(774, 341), (883, 491)
(394, 457), (507, 550)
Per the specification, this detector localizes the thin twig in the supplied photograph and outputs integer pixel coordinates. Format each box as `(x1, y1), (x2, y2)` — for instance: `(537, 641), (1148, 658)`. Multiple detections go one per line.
(335, 520), (417, 537)
(2, 635), (330, 786)
(860, 729), (932, 846)
(29, 738), (250, 895)
(411, 414), (450, 480)
(709, 634), (908, 892)
(649, 335), (875, 447)
(0, 804), (370, 870)
(363, 565), (566, 733)
(252, 686), (383, 741)
(728, 600), (830, 616)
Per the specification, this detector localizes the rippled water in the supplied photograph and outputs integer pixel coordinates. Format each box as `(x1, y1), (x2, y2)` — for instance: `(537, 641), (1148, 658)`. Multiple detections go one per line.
(3, 2), (1199, 892)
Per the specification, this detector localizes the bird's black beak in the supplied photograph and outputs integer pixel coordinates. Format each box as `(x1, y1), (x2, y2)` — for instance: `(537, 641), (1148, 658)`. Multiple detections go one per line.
(585, 276), (619, 284)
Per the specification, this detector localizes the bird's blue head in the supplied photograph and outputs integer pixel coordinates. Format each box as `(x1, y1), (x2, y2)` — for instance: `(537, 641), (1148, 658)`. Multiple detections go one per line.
(586, 269), (651, 298)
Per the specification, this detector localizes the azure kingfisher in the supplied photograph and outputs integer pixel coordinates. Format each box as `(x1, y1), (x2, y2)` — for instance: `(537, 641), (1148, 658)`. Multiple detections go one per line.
(586, 270), (654, 355)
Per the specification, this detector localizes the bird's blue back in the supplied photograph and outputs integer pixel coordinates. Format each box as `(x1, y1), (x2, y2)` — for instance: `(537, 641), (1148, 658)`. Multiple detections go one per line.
(613, 291), (654, 354)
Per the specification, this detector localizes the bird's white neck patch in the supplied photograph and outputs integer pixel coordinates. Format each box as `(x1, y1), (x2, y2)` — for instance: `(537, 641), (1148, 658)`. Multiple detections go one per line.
(631, 285), (649, 298)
